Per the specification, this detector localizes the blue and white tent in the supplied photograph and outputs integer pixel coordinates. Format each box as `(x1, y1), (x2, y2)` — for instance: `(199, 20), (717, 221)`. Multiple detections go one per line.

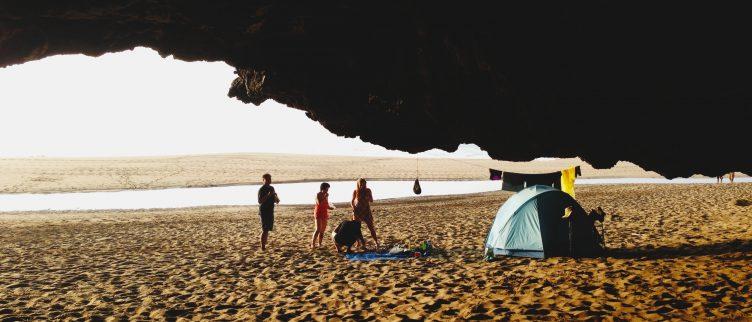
(485, 185), (602, 258)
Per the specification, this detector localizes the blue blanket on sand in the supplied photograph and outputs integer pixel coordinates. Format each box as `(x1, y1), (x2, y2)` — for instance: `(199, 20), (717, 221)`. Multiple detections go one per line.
(345, 252), (413, 261)
(347, 241), (435, 261)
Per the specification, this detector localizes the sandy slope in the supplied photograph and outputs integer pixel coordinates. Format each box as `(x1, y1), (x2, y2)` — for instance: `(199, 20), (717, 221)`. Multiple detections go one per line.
(1, 183), (751, 320)
(0, 154), (662, 194)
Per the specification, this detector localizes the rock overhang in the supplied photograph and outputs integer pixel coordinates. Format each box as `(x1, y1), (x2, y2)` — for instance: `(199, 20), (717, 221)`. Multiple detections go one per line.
(1, 2), (749, 178)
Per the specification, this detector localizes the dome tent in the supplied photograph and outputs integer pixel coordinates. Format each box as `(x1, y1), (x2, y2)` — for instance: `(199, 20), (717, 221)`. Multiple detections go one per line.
(485, 185), (602, 259)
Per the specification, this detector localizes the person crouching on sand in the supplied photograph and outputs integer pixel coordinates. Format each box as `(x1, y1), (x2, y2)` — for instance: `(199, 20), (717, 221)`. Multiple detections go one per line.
(257, 173), (279, 251)
(351, 178), (379, 249)
(331, 220), (365, 253)
(311, 182), (335, 248)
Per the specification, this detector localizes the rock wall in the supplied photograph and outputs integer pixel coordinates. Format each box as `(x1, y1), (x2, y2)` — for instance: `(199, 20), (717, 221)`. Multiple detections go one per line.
(1, 2), (750, 177)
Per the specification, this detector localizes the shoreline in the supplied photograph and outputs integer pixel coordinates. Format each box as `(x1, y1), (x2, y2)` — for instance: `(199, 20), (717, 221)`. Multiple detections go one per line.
(2, 182), (750, 216)
(0, 189), (510, 216)
(2, 175), (748, 195)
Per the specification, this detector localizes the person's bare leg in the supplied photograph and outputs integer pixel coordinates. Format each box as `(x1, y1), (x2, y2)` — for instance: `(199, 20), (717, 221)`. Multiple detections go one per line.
(260, 230), (269, 251)
(311, 231), (319, 248)
(311, 218), (321, 248)
(318, 218), (328, 247)
(365, 219), (379, 249)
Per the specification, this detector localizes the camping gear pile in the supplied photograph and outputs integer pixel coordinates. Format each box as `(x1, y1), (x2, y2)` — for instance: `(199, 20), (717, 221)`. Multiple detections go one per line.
(345, 240), (435, 261)
(484, 185), (604, 259)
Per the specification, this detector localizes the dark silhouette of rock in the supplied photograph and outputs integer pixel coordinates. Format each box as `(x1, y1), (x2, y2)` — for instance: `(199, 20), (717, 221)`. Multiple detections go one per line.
(1, 2), (750, 178)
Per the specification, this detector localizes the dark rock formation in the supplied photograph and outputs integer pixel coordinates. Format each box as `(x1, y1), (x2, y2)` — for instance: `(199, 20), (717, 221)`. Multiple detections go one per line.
(1, 2), (750, 178)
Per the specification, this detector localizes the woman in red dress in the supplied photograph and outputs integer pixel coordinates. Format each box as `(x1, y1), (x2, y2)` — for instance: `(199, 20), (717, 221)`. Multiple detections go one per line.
(311, 182), (334, 248)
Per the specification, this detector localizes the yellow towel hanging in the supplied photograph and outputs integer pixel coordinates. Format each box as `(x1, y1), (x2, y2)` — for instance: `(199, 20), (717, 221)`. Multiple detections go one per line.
(561, 166), (577, 198)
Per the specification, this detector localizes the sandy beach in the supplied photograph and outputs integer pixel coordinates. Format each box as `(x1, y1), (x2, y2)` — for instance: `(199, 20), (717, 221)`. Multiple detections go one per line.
(0, 154), (663, 194)
(2, 183), (751, 320)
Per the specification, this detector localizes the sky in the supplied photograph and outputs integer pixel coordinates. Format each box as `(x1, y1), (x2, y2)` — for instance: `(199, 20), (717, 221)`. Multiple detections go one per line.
(0, 47), (490, 159)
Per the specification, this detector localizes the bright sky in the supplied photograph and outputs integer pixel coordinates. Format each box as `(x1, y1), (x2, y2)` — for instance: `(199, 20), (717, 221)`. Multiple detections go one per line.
(0, 47), (489, 158)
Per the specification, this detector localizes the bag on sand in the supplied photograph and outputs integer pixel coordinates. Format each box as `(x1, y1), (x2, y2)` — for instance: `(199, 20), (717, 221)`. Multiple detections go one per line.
(413, 178), (422, 195)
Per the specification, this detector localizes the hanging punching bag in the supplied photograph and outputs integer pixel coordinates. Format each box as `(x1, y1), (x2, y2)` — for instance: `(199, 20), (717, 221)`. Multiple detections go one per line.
(413, 157), (422, 194)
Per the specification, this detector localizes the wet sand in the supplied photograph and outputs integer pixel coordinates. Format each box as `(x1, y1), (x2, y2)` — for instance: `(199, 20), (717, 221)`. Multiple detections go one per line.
(0, 154), (660, 194)
(1, 183), (751, 320)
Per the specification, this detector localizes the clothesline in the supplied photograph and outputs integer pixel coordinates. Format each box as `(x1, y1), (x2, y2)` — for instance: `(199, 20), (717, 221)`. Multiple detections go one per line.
(489, 166), (581, 197)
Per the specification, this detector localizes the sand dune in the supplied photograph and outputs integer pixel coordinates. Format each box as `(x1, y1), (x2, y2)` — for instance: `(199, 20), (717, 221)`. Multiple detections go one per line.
(1, 183), (751, 320)
(0, 154), (663, 194)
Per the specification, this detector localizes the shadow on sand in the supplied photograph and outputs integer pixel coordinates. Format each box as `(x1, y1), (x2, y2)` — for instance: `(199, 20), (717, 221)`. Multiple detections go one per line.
(607, 239), (752, 260)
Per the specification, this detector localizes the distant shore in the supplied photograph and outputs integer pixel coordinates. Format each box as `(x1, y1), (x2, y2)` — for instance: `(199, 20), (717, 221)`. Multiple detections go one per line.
(0, 153), (675, 194)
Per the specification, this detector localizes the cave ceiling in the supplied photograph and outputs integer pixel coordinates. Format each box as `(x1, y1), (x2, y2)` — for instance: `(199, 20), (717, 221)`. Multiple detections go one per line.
(1, 2), (750, 177)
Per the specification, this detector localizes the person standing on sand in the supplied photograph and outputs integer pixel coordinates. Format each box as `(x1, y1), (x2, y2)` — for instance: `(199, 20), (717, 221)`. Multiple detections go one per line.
(258, 173), (279, 250)
(311, 182), (335, 248)
(351, 178), (379, 249)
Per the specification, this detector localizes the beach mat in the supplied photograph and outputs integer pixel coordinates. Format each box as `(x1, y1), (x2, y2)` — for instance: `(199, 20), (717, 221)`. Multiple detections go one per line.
(345, 252), (413, 261)
(346, 241), (435, 261)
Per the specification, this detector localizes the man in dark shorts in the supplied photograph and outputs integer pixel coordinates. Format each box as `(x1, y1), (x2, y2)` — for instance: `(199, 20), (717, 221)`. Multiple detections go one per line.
(257, 173), (279, 250)
(331, 220), (365, 253)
